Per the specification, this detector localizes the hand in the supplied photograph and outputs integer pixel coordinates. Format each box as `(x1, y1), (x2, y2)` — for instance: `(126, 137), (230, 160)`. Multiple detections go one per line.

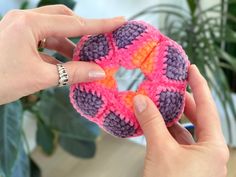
(133, 65), (229, 177)
(0, 5), (125, 105)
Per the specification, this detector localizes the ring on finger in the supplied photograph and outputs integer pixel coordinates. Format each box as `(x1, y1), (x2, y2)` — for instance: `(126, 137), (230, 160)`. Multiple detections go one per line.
(38, 38), (47, 49)
(57, 64), (69, 87)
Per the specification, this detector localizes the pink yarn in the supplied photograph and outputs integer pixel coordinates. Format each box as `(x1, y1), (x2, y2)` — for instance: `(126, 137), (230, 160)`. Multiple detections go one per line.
(70, 20), (190, 138)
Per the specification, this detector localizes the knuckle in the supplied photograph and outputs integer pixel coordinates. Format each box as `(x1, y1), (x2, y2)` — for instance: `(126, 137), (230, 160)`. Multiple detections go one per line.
(76, 16), (86, 26)
(12, 12), (33, 29)
(212, 144), (230, 163)
(220, 146), (230, 162)
(222, 166), (227, 177)
(3, 10), (34, 34)
(38, 63), (58, 88)
(141, 113), (164, 130)
(5, 9), (22, 18)
(57, 5), (74, 15)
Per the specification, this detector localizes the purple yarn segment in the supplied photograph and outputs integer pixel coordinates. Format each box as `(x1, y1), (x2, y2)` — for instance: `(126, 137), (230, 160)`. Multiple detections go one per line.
(73, 88), (103, 117)
(165, 46), (188, 81)
(113, 23), (147, 49)
(103, 112), (136, 138)
(158, 91), (184, 123)
(79, 34), (110, 61)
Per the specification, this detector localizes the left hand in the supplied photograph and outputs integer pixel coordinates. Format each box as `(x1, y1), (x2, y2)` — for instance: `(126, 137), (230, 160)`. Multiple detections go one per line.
(0, 5), (125, 105)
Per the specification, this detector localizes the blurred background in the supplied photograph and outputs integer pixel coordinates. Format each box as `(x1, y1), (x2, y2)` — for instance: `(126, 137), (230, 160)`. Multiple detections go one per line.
(0, 0), (236, 177)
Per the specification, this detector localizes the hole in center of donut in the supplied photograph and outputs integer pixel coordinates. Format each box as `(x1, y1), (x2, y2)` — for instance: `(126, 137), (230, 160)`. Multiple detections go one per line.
(115, 67), (145, 92)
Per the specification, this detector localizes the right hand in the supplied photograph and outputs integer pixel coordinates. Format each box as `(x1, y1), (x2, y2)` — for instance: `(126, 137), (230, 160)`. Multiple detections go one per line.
(133, 65), (229, 177)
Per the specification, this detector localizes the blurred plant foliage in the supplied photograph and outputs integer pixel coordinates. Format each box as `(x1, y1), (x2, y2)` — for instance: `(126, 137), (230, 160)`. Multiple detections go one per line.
(0, 1), (100, 177)
(130, 0), (236, 143)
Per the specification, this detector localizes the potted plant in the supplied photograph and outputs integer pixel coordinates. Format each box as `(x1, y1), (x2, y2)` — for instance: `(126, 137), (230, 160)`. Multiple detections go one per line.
(127, 0), (236, 146)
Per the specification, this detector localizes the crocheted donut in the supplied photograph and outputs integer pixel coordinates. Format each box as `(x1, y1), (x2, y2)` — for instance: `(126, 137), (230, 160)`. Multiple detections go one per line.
(70, 20), (190, 138)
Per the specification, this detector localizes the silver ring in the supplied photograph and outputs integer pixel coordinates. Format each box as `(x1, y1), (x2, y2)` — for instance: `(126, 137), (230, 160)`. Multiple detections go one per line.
(38, 38), (47, 49)
(57, 64), (69, 87)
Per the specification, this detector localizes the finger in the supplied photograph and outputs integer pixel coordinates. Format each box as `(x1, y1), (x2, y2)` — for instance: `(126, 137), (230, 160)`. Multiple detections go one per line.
(39, 61), (106, 88)
(32, 14), (125, 39)
(44, 37), (75, 59)
(184, 92), (197, 124)
(133, 95), (176, 147)
(189, 65), (215, 113)
(168, 122), (195, 145)
(39, 53), (61, 65)
(29, 5), (74, 15)
(188, 65), (223, 141)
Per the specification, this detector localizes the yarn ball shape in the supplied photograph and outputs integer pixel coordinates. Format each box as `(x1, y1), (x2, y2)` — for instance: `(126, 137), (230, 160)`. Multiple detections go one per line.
(70, 20), (190, 138)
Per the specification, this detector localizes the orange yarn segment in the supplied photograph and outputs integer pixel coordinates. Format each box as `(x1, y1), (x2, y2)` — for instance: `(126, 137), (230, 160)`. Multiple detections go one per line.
(123, 89), (147, 109)
(132, 41), (157, 74)
(123, 92), (137, 109)
(98, 68), (117, 88)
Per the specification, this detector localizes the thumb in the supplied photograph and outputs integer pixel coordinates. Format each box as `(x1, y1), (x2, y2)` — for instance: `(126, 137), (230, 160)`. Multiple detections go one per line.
(40, 61), (106, 88)
(133, 95), (174, 146)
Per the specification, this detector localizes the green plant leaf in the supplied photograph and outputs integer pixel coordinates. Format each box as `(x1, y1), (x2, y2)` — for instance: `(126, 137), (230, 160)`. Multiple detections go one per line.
(59, 135), (96, 158)
(187, 0), (197, 15)
(0, 169), (5, 177)
(30, 158), (41, 177)
(217, 48), (236, 70)
(53, 53), (69, 63)
(12, 143), (29, 177)
(36, 121), (55, 155)
(130, 10), (187, 20)
(37, 0), (76, 10)
(20, 1), (29, 9)
(70, 37), (81, 44)
(224, 28), (236, 43)
(36, 87), (100, 141)
(216, 27), (236, 43)
(130, 2), (236, 144)
(0, 101), (23, 177)
(139, 4), (190, 14)
(207, 62), (236, 141)
(53, 37), (80, 62)
(129, 4), (190, 19)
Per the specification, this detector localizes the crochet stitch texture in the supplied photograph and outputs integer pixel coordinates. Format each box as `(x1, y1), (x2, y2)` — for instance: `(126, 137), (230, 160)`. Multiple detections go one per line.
(70, 20), (190, 138)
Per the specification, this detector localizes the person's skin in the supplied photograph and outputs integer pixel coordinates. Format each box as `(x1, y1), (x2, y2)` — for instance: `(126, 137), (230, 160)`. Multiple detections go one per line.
(0, 5), (125, 104)
(0, 5), (229, 177)
(133, 65), (229, 177)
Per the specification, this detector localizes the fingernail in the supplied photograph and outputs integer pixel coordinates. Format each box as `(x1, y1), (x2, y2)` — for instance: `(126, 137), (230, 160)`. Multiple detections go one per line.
(133, 95), (147, 113)
(88, 70), (106, 79)
(179, 132), (195, 145)
(177, 126), (195, 145)
(191, 64), (199, 72)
